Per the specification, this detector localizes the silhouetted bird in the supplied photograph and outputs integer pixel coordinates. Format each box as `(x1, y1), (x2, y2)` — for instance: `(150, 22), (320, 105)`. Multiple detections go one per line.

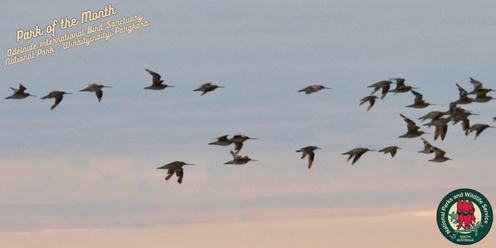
(296, 146), (320, 169)
(378, 146), (400, 157)
(359, 95), (378, 111)
(342, 148), (374, 165)
(156, 161), (195, 184)
(399, 113), (428, 138)
(194, 83), (224, 96)
(80, 83), (111, 102)
(230, 134), (258, 155)
(145, 69), (173, 90)
(466, 123), (494, 140)
(224, 151), (257, 165)
(451, 83), (473, 105)
(208, 135), (233, 146)
(5, 84), (36, 99)
(41, 91), (71, 110)
(429, 146), (451, 163)
(390, 78), (416, 94)
(368, 80), (392, 99)
(298, 84), (331, 94)
(418, 138), (434, 154)
(406, 90), (432, 108)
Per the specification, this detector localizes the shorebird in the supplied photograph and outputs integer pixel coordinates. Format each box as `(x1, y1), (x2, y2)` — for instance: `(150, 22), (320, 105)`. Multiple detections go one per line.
(224, 151), (257, 165)
(418, 138), (450, 162)
(359, 95), (378, 111)
(419, 111), (445, 122)
(390, 78), (416, 94)
(5, 84), (36, 99)
(468, 77), (494, 96)
(429, 146), (451, 163)
(194, 82), (224, 96)
(406, 90), (433, 108)
(448, 104), (475, 125)
(493, 117), (496, 122)
(156, 161), (195, 184)
(451, 83), (473, 105)
(399, 113), (428, 138)
(79, 83), (111, 102)
(378, 146), (400, 157)
(466, 123), (494, 140)
(472, 90), (494, 103)
(296, 146), (320, 169)
(418, 138), (434, 154)
(298, 84), (331, 94)
(368, 80), (392, 99)
(342, 148), (374, 165)
(424, 118), (450, 141)
(230, 134), (258, 155)
(41, 91), (71, 110)
(144, 69), (173, 90)
(208, 135), (233, 146)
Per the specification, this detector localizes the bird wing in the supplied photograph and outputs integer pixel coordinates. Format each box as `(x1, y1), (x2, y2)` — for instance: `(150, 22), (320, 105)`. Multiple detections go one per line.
(146, 69), (162, 83)
(351, 151), (363, 165)
(469, 77), (483, 90)
(95, 90), (103, 102)
(233, 142), (244, 154)
(51, 94), (64, 110)
(307, 151), (315, 169)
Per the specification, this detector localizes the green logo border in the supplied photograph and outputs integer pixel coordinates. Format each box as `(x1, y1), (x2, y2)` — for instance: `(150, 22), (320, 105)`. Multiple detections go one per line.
(437, 188), (493, 245)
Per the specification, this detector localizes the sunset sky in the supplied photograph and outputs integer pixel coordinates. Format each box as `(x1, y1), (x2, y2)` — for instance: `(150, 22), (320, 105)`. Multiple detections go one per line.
(1, 0), (495, 247)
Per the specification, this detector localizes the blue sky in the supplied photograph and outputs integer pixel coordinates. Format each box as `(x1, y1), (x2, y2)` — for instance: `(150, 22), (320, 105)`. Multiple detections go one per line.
(1, 1), (496, 247)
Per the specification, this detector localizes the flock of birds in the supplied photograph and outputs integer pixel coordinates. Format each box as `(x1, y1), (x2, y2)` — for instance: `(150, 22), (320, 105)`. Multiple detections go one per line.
(5, 69), (495, 184)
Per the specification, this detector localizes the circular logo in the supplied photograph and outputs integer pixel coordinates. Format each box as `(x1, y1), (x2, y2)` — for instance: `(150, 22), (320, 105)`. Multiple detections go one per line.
(437, 188), (493, 245)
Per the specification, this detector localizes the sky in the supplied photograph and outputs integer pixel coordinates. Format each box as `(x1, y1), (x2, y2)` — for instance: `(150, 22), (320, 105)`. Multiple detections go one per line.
(1, 0), (496, 247)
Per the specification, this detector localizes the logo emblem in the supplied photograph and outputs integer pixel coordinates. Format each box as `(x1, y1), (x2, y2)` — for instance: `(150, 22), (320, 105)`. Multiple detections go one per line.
(437, 188), (493, 245)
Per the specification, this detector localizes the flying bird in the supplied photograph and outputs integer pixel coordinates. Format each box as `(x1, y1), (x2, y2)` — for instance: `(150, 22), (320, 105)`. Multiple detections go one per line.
(418, 111), (445, 122)
(41, 91), (71, 110)
(342, 147), (374, 165)
(418, 138), (434, 154)
(399, 113), (428, 138)
(296, 146), (320, 169)
(378, 146), (400, 157)
(230, 134), (258, 155)
(144, 69), (173, 90)
(208, 135), (233, 146)
(298, 84), (331, 94)
(451, 83), (473, 105)
(80, 83), (111, 102)
(466, 123), (494, 140)
(359, 95), (378, 111)
(156, 161), (195, 184)
(194, 82), (224, 96)
(224, 151), (257, 165)
(406, 90), (433, 108)
(429, 146), (451, 163)
(390, 78), (416, 94)
(368, 80), (392, 99)
(424, 118), (450, 141)
(468, 77), (494, 96)
(418, 138), (450, 162)
(5, 84), (36, 99)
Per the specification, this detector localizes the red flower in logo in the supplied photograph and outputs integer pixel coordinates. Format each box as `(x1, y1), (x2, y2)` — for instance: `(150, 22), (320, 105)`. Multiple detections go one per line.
(457, 199), (476, 229)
